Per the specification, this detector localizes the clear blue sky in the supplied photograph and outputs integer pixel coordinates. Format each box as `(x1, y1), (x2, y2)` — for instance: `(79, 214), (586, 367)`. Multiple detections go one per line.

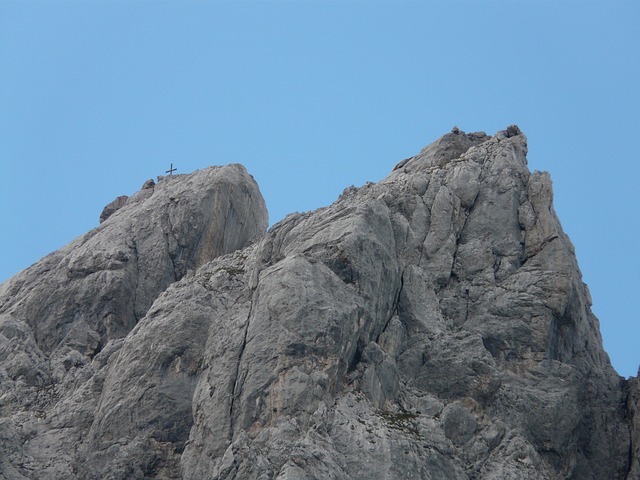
(1, 1), (638, 377)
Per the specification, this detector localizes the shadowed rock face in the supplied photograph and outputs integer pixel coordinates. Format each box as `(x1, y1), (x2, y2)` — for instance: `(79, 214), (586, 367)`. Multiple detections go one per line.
(0, 128), (637, 479)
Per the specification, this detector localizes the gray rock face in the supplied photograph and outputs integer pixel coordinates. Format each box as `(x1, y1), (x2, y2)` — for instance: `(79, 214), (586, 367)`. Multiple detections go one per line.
(0, 164), (267, 478)
(0, 128), (636, 479)
(627, 376), (640, 479)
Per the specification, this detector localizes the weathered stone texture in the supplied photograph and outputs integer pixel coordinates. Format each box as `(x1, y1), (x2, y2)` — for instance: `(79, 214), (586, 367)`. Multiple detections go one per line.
(0, 164), (267, 478)
(0, 128), (636, 479)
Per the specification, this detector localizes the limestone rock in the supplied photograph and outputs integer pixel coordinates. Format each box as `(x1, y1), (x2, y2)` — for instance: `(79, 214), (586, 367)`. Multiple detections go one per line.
(0, 164), (267, 478)
(99, 194), (128, 223)
(0, 128), (636, 479)
(141, 178), (155, 190)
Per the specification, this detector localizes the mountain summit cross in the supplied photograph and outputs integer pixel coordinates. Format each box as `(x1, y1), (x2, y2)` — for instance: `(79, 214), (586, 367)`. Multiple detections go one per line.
(166, 163), (177, 175)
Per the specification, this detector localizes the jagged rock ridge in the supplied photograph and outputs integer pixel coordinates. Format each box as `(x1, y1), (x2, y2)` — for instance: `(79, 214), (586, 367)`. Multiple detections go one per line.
(0, 127), (637, 479)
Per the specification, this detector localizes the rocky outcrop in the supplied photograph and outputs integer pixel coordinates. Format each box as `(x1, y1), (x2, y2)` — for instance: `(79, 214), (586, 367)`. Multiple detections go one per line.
(99, 194), (129, 223)
(0, 128), (636, 479)
(0, 164), (267, 478)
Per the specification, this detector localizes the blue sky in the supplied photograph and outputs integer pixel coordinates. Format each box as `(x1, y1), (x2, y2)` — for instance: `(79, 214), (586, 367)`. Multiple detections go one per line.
(1, 1), (638, 377)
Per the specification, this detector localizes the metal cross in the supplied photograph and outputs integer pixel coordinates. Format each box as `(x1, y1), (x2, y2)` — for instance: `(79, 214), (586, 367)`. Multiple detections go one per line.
(166, 163), (177, 175)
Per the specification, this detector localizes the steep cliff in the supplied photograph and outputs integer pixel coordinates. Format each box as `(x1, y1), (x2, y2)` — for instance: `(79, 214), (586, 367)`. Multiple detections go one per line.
(0, 164), (267, 478)
(0, 128), (636, 479)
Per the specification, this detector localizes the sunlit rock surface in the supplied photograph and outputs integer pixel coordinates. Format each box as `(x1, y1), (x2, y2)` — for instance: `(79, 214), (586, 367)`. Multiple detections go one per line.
(0, 128), (636, 479)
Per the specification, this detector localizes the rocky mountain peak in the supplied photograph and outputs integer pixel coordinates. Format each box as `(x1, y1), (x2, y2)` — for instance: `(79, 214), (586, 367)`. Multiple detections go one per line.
(0, 128), (637, 479)
(0, 163), (267, 360)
